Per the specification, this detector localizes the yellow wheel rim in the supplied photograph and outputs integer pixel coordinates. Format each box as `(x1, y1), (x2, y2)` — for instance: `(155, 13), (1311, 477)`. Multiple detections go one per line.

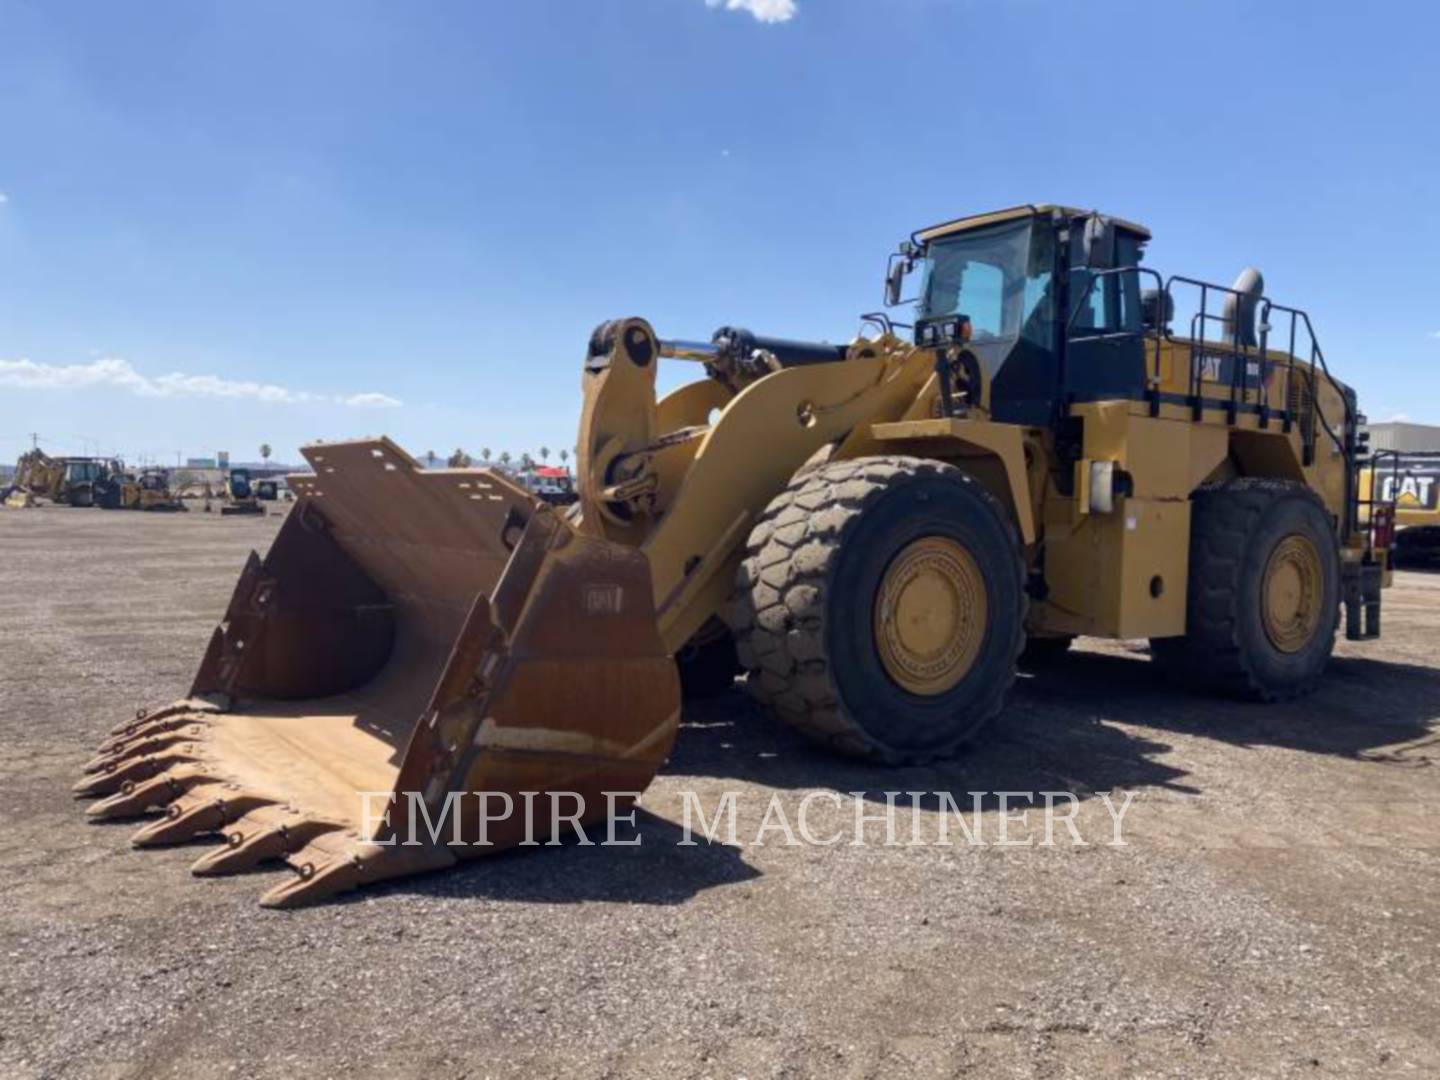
(873, 536), (987, 696)
(1261, 533), (1324, 654)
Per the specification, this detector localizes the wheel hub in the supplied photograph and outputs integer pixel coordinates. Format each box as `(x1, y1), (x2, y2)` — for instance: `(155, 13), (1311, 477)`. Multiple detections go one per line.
(1261, 533), (1323, 653)
(873, 536), (987, 695)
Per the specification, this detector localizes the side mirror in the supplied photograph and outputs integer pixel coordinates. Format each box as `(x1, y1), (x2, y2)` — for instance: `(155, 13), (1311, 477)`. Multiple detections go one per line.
(884, 252), (913, 307)
(1081, 214), (1116, 270)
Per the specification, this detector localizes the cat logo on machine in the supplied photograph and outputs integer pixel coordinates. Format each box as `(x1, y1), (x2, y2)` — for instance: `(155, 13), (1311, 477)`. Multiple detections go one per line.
(1381, 472), (1439, 509)
(1193, 350), (1268, 390)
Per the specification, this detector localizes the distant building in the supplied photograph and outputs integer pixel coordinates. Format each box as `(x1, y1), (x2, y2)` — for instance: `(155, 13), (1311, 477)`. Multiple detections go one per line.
(186, 457), (217, 468)
(1367, 422), (1440, 453)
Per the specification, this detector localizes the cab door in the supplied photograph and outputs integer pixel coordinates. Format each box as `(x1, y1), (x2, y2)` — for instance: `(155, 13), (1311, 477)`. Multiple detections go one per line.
(1062, 233), (1148, 406)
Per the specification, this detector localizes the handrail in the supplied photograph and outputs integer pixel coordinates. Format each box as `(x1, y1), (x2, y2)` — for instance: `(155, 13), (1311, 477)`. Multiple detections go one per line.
(1259, 300), (1353, 460)
(1163, 274), (1274, 423)
(1359, 448), (1405, 556)
(1261, 299), (1357, 535)
(1059, 266), (1360, 541)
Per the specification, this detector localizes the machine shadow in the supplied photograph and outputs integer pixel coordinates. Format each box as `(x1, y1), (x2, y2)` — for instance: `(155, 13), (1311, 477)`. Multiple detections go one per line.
(369, 809), (760, 907)
(1024, 644), (1440, 760)
(670, 662), (1199, 813)
(670, 642), (1440, 804)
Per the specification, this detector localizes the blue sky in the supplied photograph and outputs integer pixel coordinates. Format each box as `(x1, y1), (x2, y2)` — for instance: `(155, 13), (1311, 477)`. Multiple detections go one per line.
(2, 0), (1437, 466)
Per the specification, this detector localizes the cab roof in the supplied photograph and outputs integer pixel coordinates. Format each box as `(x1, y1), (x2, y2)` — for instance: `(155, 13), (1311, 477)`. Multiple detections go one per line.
(915, 204), (1151, 244)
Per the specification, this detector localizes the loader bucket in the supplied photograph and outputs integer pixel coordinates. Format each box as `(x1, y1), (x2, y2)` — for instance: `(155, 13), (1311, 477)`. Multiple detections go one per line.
(76, 438), (680, 907)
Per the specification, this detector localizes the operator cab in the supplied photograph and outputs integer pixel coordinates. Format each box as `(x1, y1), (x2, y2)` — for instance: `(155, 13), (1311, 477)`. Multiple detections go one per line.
(229, 468), (253, 499)
(886, 205), (1151, 425)
(64, 459), (105, 484)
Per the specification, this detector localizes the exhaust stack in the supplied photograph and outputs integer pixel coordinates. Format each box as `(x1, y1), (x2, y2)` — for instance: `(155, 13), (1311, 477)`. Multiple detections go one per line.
(1221, 267), (1265, 348)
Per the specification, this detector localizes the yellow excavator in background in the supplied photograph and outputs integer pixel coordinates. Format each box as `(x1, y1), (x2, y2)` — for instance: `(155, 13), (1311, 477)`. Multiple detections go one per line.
(78, 204), (1391, 907)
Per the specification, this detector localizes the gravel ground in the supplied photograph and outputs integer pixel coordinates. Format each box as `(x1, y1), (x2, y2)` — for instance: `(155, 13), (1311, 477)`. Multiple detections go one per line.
(1, 505), (1437, 1078)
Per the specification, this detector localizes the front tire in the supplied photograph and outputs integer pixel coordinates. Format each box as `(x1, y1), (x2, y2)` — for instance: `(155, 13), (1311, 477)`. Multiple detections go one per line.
(726, 456), (1025, 763)
(1151, 478), (1340, 701)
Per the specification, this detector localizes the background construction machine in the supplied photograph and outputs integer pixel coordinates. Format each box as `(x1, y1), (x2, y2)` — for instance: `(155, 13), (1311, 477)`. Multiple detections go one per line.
(1359, 451), (1440, 565)
(220, 467), (265, 515)
(5, 450), (109, 508)
(4, 449), (60, 507)
(96, 468), (187, 512)
(79, 204), (1389, 906)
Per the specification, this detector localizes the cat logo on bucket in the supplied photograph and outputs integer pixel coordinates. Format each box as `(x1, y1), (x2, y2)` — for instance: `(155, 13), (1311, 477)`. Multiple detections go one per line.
(583, 583), (625, 615)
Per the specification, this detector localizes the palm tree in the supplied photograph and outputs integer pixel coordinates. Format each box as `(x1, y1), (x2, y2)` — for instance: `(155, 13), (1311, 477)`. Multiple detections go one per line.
(481, 447), (492, 463)
(559, 448), (569, 466)
(539, 446), (550, 463)
(498, 451), (512, 471)
(424, 449), (437, 469)
(447, 448), (471, 468)
(259, 443), (272, 467)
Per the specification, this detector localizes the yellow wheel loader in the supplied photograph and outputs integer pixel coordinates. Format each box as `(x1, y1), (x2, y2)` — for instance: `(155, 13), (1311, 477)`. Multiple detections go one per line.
(77, 204), (1391, 906)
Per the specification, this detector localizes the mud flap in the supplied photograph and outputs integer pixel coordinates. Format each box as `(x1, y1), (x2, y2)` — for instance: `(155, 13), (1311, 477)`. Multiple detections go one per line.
(76, 438), (680, 907)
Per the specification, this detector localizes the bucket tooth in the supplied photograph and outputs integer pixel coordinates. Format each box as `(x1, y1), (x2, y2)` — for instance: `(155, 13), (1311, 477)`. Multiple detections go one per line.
(260, 842), (456, 909)
(104, 697), (224, 740)
(131, 788), (270, 847)
(260, 857), (356, 910)
(96, 717), (207, 757)
(190, 817), (332, 877)
(73, 747), (200, 798)
(84, 731), (195, 774)
(85, 764), (205, 821)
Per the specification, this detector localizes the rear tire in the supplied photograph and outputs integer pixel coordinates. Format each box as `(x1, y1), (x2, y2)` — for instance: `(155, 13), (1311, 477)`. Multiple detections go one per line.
(726, 456), (1025, 763)
(1151, 478), (1339, 701)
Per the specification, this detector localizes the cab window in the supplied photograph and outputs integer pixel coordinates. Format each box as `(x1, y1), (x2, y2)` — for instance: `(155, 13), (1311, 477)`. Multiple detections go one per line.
(1068, 231), (1143, 336)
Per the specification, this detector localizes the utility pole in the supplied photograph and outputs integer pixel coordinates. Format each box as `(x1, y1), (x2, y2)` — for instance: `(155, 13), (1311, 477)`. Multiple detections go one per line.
(28, 432), (40, 450)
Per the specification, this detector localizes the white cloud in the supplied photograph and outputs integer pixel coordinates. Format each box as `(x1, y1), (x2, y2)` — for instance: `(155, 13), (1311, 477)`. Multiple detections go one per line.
(0, 192), (9, 205)
(0, 356), (401, 408)
(340, 391), (402, 409)
(705, 0), (796, 24)
(1378, 412), (1412, 423)
(1429, 330), (1440, 340)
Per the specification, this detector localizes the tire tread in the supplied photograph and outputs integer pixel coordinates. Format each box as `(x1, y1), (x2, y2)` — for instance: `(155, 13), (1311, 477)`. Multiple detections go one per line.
(1152, 477), (1336, 701)
(725, 455), (1026, 763)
